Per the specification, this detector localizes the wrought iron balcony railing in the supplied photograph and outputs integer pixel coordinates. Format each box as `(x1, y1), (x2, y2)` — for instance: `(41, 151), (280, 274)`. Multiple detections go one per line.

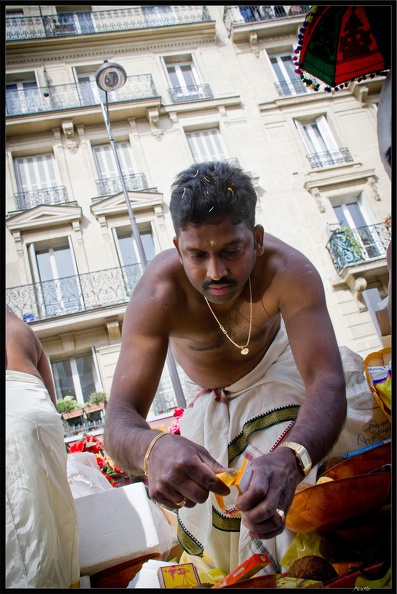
(96, 173), (148, 196)
(274, 77), (323, 97)
(6, 6), (211, 41)
(168, 84), (213, 103)
(6, 263), (144, 322)
(14, 186), (68, 210)
(6, 75), (158, 117)
(192, 157), (241, 168)
(326, 223), (391, 274)
(306, 148), (354, 169)
(223, 5), (310, 34)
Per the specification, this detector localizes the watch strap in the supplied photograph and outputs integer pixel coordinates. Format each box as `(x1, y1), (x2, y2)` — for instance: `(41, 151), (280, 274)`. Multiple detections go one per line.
(280, 441), (312, 476)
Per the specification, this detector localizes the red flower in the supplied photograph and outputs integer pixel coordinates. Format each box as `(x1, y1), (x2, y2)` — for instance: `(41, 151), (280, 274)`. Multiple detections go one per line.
(173, 407), (185, 418)
(69, 441), (84, 453)
(95, 454), (105, 469)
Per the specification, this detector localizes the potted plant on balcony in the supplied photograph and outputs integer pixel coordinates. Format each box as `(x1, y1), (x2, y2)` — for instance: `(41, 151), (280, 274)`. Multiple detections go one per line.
(57, 395), (86, 425)
(84, 392), (107, 421)
(338, 226), (362, 259)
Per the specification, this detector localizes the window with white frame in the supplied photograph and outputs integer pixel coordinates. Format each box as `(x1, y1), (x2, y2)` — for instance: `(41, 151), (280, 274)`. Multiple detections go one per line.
(163, 55), (209, 101)
(28, 238), (82, 318)
(332, 197), (382, 260)
(93, 142), (144, 194)
(51, 350), (102, 404)
(13, 153), (65, 209)
(295, 116), (352, 168)
(268, 53), (308, 96)
(142, 5), (175, 26)
(113, 225), (157, 291)
(75, 70), (103, 106)
(186, 129), (228, 163)
(6, 77), (42, 115)
(14, 153), (60, 191)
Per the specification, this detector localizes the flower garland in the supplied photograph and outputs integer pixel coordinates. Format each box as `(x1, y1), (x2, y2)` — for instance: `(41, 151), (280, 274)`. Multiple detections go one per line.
(68, 433), (129, 487)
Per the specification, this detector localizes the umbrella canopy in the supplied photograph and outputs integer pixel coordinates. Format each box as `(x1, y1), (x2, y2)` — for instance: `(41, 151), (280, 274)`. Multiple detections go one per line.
(294, 5), (391, 91)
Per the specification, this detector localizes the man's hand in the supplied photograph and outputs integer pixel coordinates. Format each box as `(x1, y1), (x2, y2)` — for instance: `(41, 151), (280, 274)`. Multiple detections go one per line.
(235, 448), (302, 538)
(145, 433), (231, 509)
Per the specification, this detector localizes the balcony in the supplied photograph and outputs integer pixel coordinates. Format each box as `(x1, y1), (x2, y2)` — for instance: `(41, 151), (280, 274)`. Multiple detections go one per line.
(326, 223), (391, 275)
(6, 263), (144, 322)
(223, 5), (310, 36)
(14, 186), (68, 210)
(6, 75), (158, 117)
(6, 6), (211, 41)
(274, 77), (323, 97)
(306, 148), (354, 169)
(168, 84), (213, 103)
(96, 173), (148, 196)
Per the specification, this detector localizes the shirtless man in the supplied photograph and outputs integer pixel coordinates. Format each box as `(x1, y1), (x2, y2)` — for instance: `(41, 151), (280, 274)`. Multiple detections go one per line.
(6, 310), (79, 588)
(104, 161), (347, 573)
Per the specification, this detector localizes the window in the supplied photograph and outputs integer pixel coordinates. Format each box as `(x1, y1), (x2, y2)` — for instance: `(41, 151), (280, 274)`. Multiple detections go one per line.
(114, 225), (156, 290)
(186, 129), (228, 163)
(14, 153), (60, 192)
(332, 199), (381, 260)
(295, 116), (353, 168)
(269, 53), (307, 96)
(142, 5), (175, 26)
(52, 351), (101, 404)
(54, 9), (95, 35)
(163, 55), (211, 101)
(93, 142), (145, 194)
(6, 78), (42, 115)
(13, 153), (67, 209)
(76, 71), (103, 106)
(28, 239), (82, 317)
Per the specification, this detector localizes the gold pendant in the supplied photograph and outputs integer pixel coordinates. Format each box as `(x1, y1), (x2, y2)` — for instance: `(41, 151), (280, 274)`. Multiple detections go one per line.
(241, 348), (249, 355)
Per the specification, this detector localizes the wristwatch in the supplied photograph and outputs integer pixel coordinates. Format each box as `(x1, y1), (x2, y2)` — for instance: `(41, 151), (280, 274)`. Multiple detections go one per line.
(280, 441), (312, 476)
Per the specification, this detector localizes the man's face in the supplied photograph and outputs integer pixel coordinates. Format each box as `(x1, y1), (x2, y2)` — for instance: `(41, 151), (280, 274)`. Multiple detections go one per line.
(173, 216), (263, 304)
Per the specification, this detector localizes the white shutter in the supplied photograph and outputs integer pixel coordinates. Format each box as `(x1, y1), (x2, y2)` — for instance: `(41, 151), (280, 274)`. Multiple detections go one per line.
(186, 130), (227, 163)
(316, 115), (339, 150)
(294, 120), (313, 154)
(15, 154), (59, 191)
(93, 142), (135, 178)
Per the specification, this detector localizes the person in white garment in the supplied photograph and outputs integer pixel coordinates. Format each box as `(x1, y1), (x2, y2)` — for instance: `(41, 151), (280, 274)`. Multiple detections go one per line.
(6, 309), (80, 588)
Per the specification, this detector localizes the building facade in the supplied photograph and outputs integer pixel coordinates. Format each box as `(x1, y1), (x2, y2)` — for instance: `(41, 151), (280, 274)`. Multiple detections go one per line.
(6, 5), (391, 425)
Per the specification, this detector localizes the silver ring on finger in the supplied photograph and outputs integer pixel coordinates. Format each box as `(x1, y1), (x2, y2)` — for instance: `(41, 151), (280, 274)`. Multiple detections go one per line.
(276, 508), (285, 521)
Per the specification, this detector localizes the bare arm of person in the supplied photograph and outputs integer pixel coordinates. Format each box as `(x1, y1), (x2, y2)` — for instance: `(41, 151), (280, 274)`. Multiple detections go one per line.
(37, 345), (57, 408)
(104, 254), (230, 509)
(236, 250), (346, 538)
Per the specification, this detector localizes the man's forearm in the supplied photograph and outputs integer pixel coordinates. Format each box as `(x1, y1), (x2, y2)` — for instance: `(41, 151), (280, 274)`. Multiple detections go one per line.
(103, 402), (154, 476)
(286, 373), (347, 466)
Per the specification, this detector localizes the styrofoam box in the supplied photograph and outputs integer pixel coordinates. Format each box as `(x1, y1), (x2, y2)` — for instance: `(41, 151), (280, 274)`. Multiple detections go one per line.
(75, 482), (160, 576)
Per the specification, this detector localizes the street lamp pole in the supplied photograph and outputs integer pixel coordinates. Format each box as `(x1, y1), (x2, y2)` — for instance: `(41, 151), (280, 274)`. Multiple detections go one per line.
(95, 61), (185, 407)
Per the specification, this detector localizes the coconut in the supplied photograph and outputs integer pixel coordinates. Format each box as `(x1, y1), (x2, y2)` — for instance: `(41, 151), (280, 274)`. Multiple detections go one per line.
(287, 555), (338, 582)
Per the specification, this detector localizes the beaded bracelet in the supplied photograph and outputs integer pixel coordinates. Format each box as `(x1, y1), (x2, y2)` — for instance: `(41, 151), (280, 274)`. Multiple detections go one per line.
(143, 431), (168, 477)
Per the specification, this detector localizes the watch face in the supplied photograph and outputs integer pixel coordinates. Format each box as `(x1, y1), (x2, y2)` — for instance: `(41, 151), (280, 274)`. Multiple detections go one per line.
(299, 450), (310, 469)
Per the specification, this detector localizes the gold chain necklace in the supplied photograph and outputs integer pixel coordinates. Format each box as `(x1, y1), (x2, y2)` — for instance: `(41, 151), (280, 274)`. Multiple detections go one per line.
(204, 277), (252, 355)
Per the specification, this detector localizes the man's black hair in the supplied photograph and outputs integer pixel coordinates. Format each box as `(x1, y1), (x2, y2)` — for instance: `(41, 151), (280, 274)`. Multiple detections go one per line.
(170, 161), (257, 235)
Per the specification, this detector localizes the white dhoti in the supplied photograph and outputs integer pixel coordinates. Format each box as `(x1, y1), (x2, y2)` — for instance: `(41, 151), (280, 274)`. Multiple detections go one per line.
(177, 322), (391, 575)
(6, 370), (80, 588)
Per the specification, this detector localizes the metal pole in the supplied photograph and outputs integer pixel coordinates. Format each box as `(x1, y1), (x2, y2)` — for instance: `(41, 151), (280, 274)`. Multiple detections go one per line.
(100, 94), (185, 406)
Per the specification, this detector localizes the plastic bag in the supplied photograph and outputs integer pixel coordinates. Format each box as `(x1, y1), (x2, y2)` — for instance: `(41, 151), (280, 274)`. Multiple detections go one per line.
(364, 348), (391, 422)
(280, 533), (336, 571)
(67, 452), (113, 498)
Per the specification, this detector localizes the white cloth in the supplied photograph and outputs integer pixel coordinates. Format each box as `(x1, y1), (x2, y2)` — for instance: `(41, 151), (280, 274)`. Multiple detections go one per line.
(6, 370), (80, 588)
(178, 321), (309, 575)
(177, 324), (391, 575)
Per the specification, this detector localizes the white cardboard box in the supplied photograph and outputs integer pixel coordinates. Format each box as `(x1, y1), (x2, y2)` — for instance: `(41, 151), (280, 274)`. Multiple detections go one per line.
(75, 482), (160, 576)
